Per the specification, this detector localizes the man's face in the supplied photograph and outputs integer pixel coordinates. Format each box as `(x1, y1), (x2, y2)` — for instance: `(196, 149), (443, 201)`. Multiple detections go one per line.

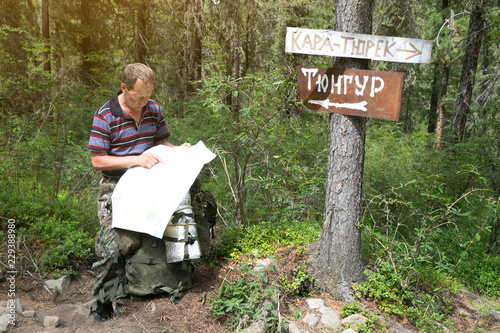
(121, 78), (153, 113)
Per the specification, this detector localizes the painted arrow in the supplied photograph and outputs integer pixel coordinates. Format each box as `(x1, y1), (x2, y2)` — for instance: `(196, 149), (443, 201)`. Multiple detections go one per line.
(308, 99), (368, 112)
(396, 42), (423, 60)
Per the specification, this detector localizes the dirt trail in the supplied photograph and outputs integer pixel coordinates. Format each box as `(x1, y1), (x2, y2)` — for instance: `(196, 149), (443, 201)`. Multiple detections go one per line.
(1, 250), (499, 333)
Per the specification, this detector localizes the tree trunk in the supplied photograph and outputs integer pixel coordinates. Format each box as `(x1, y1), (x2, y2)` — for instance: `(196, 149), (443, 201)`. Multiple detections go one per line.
(428, 62), (440, 133)
(137, 0), (150, 64)
(232, 38), (245, 227)
(309, 0), (372, 301)
(435, 63), (450, 150)
(42, 0), (51, 73)
(80, 0), (92, 85)
(186, 0), (203, 93)
(451, 0), (485, 142)
(477, 0), (492, 118)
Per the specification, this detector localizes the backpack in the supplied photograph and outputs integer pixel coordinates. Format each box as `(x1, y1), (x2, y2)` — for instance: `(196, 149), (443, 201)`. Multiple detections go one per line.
(103, 182), (217, 302)
(190, 178), (218, 256)
(119, 230), (193, 299)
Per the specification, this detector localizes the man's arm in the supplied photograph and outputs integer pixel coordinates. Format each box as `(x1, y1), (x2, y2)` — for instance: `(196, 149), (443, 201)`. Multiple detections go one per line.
(90, 151), (163, 171)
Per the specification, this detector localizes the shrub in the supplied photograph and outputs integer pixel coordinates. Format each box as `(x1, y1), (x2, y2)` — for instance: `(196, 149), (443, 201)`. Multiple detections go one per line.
(209, 262), (283, 331)
(0, 190), (98, 273)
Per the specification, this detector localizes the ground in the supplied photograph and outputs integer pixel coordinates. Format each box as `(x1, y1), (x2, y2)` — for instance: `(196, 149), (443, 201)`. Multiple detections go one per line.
(1, 247), (499, 333)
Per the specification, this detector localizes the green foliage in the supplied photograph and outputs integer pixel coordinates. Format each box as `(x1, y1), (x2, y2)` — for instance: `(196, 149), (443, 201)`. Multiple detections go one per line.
(363, 123), (500, 298)
(353, 263), (452, 332)
(0, 189), (98, 273)
(453, 249), (500, 297)
(209, 262), (284, 331)
(339, 301), (384, 333)
(364, 124), (436, 193)
(189, 61), (327, 225)
(237, 221), (320, 258)
(205, 219), (320, 266)
(280, 264), (314, 297)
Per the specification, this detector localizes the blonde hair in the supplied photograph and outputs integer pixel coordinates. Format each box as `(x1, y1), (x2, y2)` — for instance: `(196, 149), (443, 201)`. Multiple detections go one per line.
(123, 63), (155, 90)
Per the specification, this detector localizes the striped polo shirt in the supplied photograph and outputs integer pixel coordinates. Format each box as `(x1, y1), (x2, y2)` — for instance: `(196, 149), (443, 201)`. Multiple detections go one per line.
(88, 90), (171, 179)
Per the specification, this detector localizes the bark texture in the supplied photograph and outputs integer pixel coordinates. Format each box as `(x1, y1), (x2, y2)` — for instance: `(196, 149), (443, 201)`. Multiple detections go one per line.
(451, 0), (485, 142)
(42, 0), (51, 73)
(309, 0), (373, 301)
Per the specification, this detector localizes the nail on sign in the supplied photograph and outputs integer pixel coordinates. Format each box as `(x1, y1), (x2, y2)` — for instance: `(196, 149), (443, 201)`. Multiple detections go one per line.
(286, 27), (433, 64)
(298, 66), (404, 121)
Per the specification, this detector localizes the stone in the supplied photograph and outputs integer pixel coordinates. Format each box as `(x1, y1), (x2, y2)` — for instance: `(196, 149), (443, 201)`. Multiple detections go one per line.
(45, 275), (71, 294)
(241, 299), (271, 333)
(288, 321), (308, 333)
(303, 312), (319, 328)
(319, 306), (341, 328)
(305, 298), (325, 309)
(304, 298), (340, 329)
(341, 329), (356, 333)
(43, 315), (60, 328)
(341, 313), (368, 329)
(0, 314), (14, 333)
(456, 307), (473, 318)
(484, 310), (500, 322)
(254, 258), (272, 272)
(22, 310), (36, 318)
(45, 304), (93, 328)
(5, 300), (22, 314)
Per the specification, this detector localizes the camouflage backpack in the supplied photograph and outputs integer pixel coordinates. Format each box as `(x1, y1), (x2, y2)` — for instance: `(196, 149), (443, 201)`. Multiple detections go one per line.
(97, 180), (217, 303)
(118, 229), (194, 299)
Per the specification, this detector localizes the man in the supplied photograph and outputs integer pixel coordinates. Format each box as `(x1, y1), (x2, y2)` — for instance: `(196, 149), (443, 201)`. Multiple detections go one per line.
(88, 63), (190, 321)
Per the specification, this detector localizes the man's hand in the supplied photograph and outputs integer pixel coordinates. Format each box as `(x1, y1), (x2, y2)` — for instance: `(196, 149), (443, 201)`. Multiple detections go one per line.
(136, 152), (164, 169)
(91, 151), (164, 171)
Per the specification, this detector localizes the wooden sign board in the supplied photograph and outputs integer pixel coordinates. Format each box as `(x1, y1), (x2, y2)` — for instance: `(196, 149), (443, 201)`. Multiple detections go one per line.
(298, 66), (404, 121)
(286, 27), (433, 64)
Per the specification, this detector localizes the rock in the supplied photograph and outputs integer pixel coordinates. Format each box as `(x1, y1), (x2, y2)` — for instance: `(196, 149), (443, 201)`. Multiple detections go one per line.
(34, 329), (71, 333)
(22, 310), (36, 318)
(45, 304), (93, 328)
(460, 289), (480, 300)
(341, 313), (368, 329)
(241, 299), (272, 333)
(303, 313), (319, 327)
(0, 314), (14, 333)
(0, 308), (5, 316)
(288, 321), (308, 333)
(387, 319), (415, 333)
(305, 298), (324, 309)
(319, 306), (341, 328)
(484, 310), (500, 322)
(456, 307), (473, 318)
(4, 300), (22, 314)
(45, 275), (71, 294)
(342, 329), (357, 333)
(304, 298), (341, 329)
(43, 315), (60, 328)
(254, 258), (272, 272)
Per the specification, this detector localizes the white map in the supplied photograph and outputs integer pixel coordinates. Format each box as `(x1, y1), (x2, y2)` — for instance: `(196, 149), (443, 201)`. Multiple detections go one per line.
(111, 141), (216, 238)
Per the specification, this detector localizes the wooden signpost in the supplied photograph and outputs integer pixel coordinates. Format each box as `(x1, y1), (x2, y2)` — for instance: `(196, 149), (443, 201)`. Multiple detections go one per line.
(297, 67), (404, 121)
(286, 27), (433, 121)
(286, 27), (433, 64)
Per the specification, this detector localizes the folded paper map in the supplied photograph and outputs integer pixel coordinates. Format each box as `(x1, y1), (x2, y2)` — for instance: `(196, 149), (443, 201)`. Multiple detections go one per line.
(111, 141), (216, 238)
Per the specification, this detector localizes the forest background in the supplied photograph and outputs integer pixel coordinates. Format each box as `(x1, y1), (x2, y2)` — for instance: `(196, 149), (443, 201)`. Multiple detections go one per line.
(0, 0), (499, 331)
